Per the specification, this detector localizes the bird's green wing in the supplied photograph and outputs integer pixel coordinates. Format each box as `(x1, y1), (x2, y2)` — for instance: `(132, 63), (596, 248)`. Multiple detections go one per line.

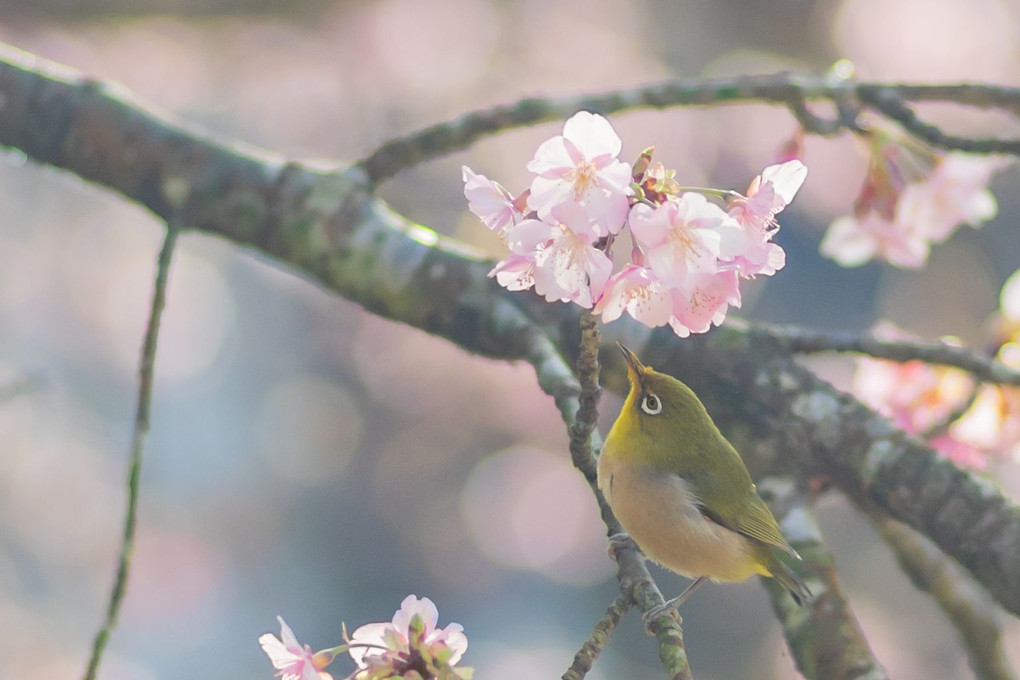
(735, 493), (798, 558)
(672, 432), (798, 558)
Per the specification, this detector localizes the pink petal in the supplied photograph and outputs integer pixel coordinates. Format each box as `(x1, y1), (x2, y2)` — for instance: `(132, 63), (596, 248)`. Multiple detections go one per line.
(348, 622), (392, 667)
(594, 266), (674, 327)
(462, 166), (518, 234)
(277, 616), (302, 652)
(430, 623), (469, 664)
(561, 111), (623, 160)
(489, 254), (538, 292)
(758, 160), (807, 206)
(670, 270), (740, 336)
(504, 218), (556, 254)
(259, 633), (297, 669)
(820, 216), (880, 267)
(527, 136), (575, 177)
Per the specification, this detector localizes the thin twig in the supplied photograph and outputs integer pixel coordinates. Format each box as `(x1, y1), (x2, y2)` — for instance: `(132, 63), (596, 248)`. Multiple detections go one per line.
(562, 594), (631, 680)
(0, 373), (44, 402)
(747, 323), (1020, 387)
(82, 222), (179, 680)
(354, 76), (1020, 185)
(868, 510), (1016, 680)
(886, 83), (1020, 113)
(920, 383), (981, 442)
(857, 85), (1020, 153)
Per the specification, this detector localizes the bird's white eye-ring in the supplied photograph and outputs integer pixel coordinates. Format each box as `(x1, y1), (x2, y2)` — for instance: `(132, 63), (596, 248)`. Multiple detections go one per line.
(641, 393), (662, 415)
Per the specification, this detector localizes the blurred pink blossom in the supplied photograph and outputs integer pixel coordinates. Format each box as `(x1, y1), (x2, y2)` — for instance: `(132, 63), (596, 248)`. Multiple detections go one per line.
(820, 128), (1007, 268)
(847, 322), (1020, 470)
(259, 616), (334, 680)
(946, 385), (1020, 469)
(853, 353), (973, 435)
(348, 595), (471, 680)
(821, 212), (931, 268)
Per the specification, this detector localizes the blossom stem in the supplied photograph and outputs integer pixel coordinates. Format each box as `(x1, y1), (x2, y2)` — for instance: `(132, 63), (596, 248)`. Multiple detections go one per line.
(670, 186), (740, 201)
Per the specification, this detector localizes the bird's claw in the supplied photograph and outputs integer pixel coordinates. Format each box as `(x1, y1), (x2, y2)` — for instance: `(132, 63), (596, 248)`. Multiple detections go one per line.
(607, 532), (640, 560)
(642, 600), (682, 635)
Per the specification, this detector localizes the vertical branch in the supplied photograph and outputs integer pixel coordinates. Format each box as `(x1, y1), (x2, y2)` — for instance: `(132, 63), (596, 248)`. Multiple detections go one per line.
(82, 222), (180, 680)
(566, 313), (693, 680)
(509, 307), (691, 679)
(568, 312), (603, 485)
(869, 511), (1016, 680)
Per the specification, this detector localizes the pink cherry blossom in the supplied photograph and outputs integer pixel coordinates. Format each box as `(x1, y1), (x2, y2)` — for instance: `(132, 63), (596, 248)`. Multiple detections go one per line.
(462, 166), (519, 237)
(629, 194), (729, 287)
(488, 253), (541, 292)
(594, 265), (675, 327)
(593, 265), (739, 337)
(465, 113), (807, 338)
(490, 210), (612, 308)
(668, 269), (741, 337)
(723, 160), (806, 276)
(259, 617), (333, 680)
(537, 225), (612, 308)
(848, 317), (1020, 471)
(348, 595), (470, 680)
(526, 111), (633, 237)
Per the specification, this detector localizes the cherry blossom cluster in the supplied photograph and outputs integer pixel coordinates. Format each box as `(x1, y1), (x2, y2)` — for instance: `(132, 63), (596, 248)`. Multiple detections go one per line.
(463, 111), (807, 337)
(820, 123), (1009, 269)
(260, 595), (471, 680)
(852, 307), (1020, 471)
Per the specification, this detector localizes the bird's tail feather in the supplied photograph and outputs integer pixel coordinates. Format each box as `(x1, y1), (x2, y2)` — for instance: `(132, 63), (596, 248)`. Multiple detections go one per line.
(767, 554), (812, 606)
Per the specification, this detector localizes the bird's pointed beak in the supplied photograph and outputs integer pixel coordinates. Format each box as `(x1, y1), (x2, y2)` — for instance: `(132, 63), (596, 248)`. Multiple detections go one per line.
(617, 342), (646, 386)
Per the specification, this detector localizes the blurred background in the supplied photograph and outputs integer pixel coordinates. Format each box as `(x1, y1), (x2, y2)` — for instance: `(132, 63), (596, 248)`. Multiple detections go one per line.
(1, 1), (1019, 678)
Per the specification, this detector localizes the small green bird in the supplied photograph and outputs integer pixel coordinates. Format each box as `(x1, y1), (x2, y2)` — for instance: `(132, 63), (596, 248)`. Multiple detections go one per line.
(597, 343), (810, 623)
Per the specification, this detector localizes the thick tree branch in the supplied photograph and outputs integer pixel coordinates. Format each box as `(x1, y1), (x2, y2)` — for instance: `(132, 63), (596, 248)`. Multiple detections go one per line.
(3, 44), (1020, 623)
(868, 509), (1015, 680)
(758, 479), (889, 680)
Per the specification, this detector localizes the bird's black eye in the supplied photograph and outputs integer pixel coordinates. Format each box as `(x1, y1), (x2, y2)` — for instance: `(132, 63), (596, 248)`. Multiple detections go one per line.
(640, 393), (662, 415)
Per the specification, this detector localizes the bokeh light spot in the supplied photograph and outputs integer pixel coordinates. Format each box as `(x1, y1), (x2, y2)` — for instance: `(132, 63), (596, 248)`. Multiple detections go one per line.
(833, 0), (1020, 82)
(461, 446), (612, 585)
(254, 374), (363, 487)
